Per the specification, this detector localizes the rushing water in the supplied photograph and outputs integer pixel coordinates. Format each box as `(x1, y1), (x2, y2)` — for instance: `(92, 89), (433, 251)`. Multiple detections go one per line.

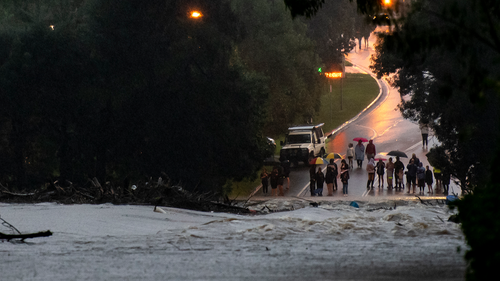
(0, 200), (466, 280)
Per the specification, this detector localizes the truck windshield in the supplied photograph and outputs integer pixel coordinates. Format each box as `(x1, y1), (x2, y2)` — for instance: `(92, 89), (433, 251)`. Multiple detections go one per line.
(287, 134), (311, 144)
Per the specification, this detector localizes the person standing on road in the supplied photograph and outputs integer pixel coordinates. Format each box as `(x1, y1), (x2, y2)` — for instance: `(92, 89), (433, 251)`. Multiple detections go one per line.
(366, 157), (375, 189)
(281, 158), (291, 190)
(411, 153), (420, 167)
(277, 164), (285, 196)
(416, 162), (426, 194)
(425, 165), (434, 194)
(340, 159), (350, 196)
(325, 159), (338, 196)
(433, 167), (442, 190)
(260, 168), (269, 194)
(365, 140), (376, 161)
(355, 140), (365, 168)
(315, 167), (325, 196)
(442, 170), (450, 195)
(376, 159), (385, 188)
(270, 167), (279, 196)
(419, 122), (429, 148)
(309, 164), (316, 196)
(346, 143), (355, 170)
(386, 157), (395, 189)
(394, 156), (405, 191)
(407, 159), (418, 194)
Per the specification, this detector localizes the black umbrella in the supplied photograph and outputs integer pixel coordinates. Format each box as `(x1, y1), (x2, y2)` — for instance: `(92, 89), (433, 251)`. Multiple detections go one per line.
(387, 150), (408, 158)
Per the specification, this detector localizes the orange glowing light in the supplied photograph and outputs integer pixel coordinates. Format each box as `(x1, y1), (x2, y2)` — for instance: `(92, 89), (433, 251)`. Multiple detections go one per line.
(383, 0), (391, 5)
(190, 11), (202, 18)
(325, 72), (343, 78)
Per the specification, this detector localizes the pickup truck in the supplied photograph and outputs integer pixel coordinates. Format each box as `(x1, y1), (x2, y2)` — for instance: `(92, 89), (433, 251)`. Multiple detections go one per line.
(279, 123), (326, 166)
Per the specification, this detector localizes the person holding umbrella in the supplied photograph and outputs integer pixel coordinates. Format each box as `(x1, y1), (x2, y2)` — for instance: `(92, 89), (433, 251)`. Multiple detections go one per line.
(355, 140), (365, 168)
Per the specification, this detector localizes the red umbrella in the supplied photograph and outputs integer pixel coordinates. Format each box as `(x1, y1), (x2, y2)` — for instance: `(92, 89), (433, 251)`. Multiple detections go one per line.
(353, 137), (368, 142)
(374, 154), (387, 161)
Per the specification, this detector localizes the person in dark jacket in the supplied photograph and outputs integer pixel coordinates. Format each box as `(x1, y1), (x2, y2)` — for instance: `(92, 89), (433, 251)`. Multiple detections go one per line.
(315, 167), (325, 196)
(270, 167), (279, 196)
(407, 159), (417, 194)
(425, 165), (434, 194)
(325, 159), (338, 196)
(340, 159), (350, 196)
(281, 158), (291, 190)
(416, 162), (426, 194)
(394, 156), (405, 191)
(309, 164), (316, 196)
(260, 168), (269, 194)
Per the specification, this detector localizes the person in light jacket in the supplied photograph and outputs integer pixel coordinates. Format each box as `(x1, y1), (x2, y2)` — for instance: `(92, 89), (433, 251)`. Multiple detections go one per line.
(346, 143), (355, 170)
(366, 157), (375, 189)
(355, 140), (365, 168)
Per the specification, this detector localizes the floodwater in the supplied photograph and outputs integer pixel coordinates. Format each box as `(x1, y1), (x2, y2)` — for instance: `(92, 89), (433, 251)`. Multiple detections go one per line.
(1, 200), (466, 280)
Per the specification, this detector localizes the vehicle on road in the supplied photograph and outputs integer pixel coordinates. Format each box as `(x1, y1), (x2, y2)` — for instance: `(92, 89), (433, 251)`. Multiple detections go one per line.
(279, 123), (326, 166)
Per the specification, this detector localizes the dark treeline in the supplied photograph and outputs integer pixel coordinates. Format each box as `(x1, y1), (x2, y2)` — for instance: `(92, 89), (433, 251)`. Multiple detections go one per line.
(0, 0), (372, 192)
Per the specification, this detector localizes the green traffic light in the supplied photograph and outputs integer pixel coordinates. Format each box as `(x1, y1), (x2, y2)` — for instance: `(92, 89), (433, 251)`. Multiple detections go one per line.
(318, 67), (322, 73)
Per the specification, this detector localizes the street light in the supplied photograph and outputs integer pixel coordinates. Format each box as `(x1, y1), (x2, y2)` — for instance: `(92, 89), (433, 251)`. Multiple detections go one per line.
(190, 11), (202, 19)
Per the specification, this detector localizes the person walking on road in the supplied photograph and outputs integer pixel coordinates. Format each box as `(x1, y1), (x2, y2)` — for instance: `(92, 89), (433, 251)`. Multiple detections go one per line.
(442, 170), (451, 195)
(309, 164), (316, 196)
(365, 140), (376, 161)
(346, 143), (355, 170)
(260, 168), (269, 194)
(386, 157), (395, 189)
(407, 159), (418, 194)
(340, 159), (350, 196)
(425, 165), (434, 194)
(355, 140), (365, 168)
(366, 157), (375, 189)
(394, 156), (405, 191)
(376, 159), (385, 188)
(433, 167), (442, 189)
(419, 121), (429, 148)
(315, 167), (325, 196)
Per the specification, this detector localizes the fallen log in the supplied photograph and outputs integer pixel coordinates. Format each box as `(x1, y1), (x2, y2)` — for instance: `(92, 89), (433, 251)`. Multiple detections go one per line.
(0, 230), (53, 241)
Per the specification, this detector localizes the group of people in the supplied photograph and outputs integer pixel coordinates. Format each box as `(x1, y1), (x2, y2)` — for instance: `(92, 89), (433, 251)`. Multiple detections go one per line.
(309, 159), (350, 197)
(260, 158), (291, 196)
(352, 139), (451, 195)
(261, 138), (452, 197)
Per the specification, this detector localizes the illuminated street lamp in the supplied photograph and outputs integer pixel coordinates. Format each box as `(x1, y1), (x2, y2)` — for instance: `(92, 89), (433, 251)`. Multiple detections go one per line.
(190, 11), (202, 19)
(383, 0), (391, 6)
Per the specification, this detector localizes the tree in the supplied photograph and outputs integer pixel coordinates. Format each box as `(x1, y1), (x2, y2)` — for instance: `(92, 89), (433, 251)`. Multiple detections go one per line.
(231, 0), (324, 134)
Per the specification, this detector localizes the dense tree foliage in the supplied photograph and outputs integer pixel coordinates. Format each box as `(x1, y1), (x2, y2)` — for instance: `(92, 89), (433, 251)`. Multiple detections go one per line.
(368, 0), (500, 279)
(0, 0), (269, 192)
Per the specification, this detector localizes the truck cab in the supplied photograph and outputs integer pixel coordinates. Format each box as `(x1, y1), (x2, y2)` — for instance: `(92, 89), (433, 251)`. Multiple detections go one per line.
(279, 123), (326, 166)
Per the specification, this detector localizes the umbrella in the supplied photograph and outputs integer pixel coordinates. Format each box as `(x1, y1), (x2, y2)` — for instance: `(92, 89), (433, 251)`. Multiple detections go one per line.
(353, 137), (368, 142)
(309, 157), (327, 165)
(387, 150), (408, 158)
(326, 153), (343, 160)
(374, 154), (387, 161)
